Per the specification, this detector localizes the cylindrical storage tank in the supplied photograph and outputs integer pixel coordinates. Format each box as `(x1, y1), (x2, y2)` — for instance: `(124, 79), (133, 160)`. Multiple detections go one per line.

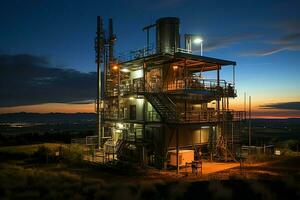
(156, 17), (180, 54)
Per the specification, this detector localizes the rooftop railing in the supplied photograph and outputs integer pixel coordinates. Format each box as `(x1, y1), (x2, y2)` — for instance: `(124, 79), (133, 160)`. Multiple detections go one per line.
(117, 45), (156, 63)
(176, 48), (192, 54)
(117, 46), (195, 63)
(119, 77), (235, 97)
(103, 109), (245, 124)
(164, 78), (235, 96)
(145, 110), (246, 123)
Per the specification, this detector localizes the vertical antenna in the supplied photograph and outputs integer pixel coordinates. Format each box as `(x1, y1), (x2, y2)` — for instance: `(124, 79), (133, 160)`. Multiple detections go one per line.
(95, 16), (104, 148)
(233, 64), (235, 86)
(142, 23), (156, 54)
(108, 18), (116, 63)
(244, 92), (246, 113)
(147, 29), (150, 52)
(248, 95), (252, 146)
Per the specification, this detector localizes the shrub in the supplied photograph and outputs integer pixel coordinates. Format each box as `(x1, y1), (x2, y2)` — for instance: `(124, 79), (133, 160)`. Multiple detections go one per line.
(278, 139), (300, 151)
(245, 153), (274, 164)
(33, 145), (55, 164)
(61, 144), (85, 166)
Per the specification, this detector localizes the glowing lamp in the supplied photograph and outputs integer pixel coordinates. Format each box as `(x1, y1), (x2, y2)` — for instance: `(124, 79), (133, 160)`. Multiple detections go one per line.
(112, 65), (118, 70)
(193, 37), (203, 44)
(121, 68), (130, 72)
(117, 123), (124, 129)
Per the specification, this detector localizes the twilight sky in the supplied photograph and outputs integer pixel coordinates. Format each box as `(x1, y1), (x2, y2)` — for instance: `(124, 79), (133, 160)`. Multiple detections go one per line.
(0, 0), (300, 118)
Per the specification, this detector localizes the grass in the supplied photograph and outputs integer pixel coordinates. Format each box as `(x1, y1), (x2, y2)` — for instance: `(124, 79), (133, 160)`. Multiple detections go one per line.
(0, 162), (299, 199)
(0, 143), (299, 199)
(0, 143), (62, 156)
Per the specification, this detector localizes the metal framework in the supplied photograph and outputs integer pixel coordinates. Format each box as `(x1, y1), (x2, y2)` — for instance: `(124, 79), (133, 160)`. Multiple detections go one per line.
(73, 17), (246, 172)
(101, 48), (246, 169)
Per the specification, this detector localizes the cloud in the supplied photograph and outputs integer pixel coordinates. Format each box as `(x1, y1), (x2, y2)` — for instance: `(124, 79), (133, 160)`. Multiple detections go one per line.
(68, 100), (95, 104)
(260, 102), (300, 111)
(0, 54), (96, 107)
(194, 33), (261, 52)
(241, 44), (300, 56)
(271, 32), (300, 45)
(242, 20), (300, 56)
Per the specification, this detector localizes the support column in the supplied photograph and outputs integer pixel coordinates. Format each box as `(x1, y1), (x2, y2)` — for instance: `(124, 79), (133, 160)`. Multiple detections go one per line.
(217, 66), (220, 121)
(118, 66), (120, 119)
(216, 66), (220, 158)
(210, 126), (214, 161)
(142, 59), (146, 166)
(163, 125), (167, 169)
(176, 126), (179, 174)
(184, 59), (187, 120)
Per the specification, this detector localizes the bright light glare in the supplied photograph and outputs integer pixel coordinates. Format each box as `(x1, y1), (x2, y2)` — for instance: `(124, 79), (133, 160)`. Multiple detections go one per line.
(120, 68), (130, 72)
(112, 65), (118, 70)
(193, 37), (203, 44)
(116, 123), (124, 129)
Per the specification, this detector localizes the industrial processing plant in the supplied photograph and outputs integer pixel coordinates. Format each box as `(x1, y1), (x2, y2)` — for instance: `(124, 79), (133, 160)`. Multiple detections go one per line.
(1, 1), (300, 198)
(72, 17), (247, 172)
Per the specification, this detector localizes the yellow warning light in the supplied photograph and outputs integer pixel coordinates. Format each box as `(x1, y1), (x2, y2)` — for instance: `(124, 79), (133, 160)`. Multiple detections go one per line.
(112, 65), (118, 70)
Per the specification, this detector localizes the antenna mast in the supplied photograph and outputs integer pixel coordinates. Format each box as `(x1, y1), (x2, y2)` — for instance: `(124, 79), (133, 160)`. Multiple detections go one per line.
(95, 16), (105, 148)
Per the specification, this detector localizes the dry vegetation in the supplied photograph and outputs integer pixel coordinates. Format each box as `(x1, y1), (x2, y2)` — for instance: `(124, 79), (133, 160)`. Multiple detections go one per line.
(0, 143), (299, 199)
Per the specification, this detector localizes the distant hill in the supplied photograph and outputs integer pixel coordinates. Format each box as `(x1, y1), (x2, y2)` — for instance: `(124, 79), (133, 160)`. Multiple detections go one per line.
(0, 112), (299, 124)
(251, 118), (300, 128)
(0, 112), (96, 123)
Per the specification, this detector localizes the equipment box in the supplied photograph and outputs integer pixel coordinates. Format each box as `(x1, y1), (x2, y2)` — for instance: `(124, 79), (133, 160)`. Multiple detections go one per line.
(168, 150), (194, 167)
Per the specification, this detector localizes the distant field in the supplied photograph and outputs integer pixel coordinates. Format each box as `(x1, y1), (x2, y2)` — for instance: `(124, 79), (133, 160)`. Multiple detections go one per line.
(0, 143), (63, 156)
(0, 143), (62, 161)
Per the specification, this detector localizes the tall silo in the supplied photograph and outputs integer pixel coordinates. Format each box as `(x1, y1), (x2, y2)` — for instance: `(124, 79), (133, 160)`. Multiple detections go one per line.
(156, 17), (180, 54)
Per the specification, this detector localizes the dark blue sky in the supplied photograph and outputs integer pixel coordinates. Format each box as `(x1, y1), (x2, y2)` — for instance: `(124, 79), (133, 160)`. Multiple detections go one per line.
(0, 0), (300, 117)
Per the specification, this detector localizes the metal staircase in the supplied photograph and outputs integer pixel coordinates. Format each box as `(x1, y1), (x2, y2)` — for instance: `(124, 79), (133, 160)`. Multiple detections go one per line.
(115, 130), (139, 161)
(144, 92), (180, 123)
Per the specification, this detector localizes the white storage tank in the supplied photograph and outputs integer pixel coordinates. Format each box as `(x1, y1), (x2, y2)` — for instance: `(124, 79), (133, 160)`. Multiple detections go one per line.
(168, 149), (194, 167)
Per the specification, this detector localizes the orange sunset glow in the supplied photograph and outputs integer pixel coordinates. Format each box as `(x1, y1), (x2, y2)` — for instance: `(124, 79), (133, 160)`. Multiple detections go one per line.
(1, 98), (299, 119)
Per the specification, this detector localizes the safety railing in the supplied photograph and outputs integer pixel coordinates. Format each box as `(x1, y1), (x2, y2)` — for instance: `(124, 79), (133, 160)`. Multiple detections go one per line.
(117, 45), (156, 63)
(231, 110), (247, 121)
(71, 135), (98, 146)
(164, 78), (235, 96)
(181, 110), (246, 123)
(102, 111), (118, 120)
(146, 109), (246, 123)
(119, 78), (235, 97)
(121, 128), (143, 142)
(177, 48), (192, 54)
(120, 78), (144, 96)
(117, 46), (194, 63)
(105, 111), (141, 121)
(147, 111), (161, 121)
